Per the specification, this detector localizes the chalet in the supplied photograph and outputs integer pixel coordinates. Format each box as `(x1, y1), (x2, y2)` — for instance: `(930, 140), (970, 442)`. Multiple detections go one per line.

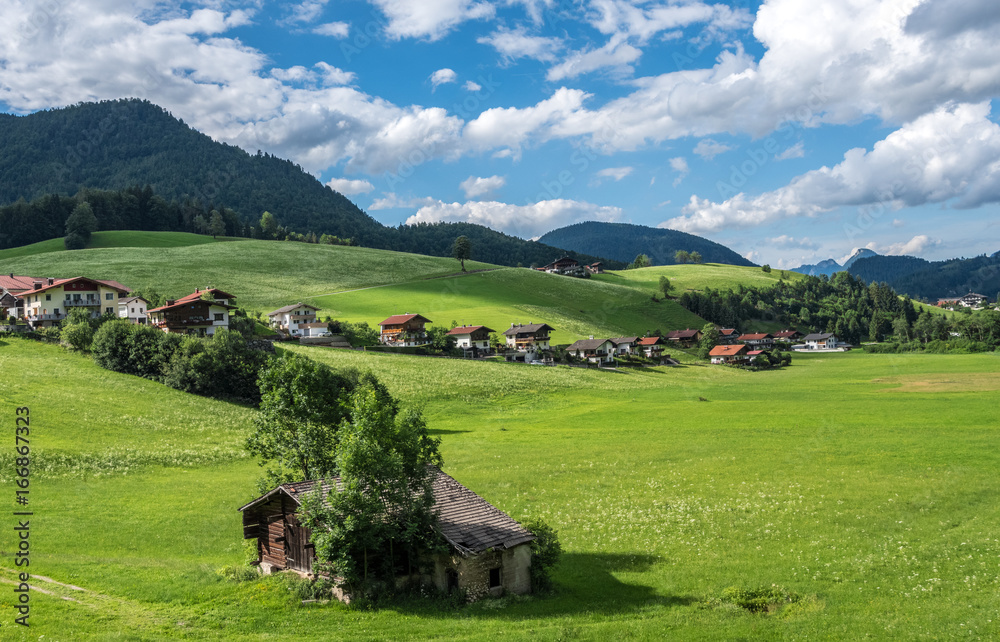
(773, 329), (802, 343)
(610, 336), (638, 355)
(447, 325), (495, 353)
(666, 328), (702, 346)
(379, 314), (431, 347)
(117, 296), (150, 324)
(959, 293), (987, 308)
(147, 288), (236, 336)
(239, 468), (536, 600)
(717, 328), (740, 345)
(637, 336), (666, 360)
(537, 256), (579, 273)
(566, 338), (617, 365)
(738, 333), (774, 350)
(799, 333), (843, 350)
(747, 349), (764, 362)
(502, 322), (554, 363)
(585, 262), (604, 274)
(709, 344), (749, 365)
(21, 277), (131, 328)
(268, 303), (322, 336)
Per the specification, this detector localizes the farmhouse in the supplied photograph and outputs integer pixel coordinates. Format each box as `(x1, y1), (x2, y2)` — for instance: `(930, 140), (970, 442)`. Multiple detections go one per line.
(239, 468), (536, 599)
(566, 338), (617, 364)
(503, 322), (553, 356)
(147, 288), (235, 336)
(798, 333), (846, 351)
(268, 303), (321, 336)
(666, 328), (702, 346)
(20, 276), (131, 328)
(118, 296), (149, 324)
(379, 313), (432, 347)
(637, 336), (665, 359)
(447, 325), (495, 354)
(537, 256), (578, 273)
(716, 328), (740, 345)
(709, 344), (749, 365)
(585, 262), (604, 274)
(959, 293), (987, 308)
(773, 329), (802, 343)
(738, 333), (774, 350)
(609, 336), (638, 355)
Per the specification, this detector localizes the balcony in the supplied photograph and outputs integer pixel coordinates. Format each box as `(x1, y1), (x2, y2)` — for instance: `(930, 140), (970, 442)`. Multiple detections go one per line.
(64, 299), (100, 307)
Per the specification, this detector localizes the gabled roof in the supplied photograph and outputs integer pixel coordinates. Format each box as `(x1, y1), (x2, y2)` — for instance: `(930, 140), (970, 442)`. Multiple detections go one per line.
(380, 313), (431, 326)
(773, 330), (801, 338)
(738, 333), (773, 341)
(802, 333), (835, 341)
(239, 468), (535, 555)
(268, 302), (321, 316)
(747, 350), (764, 355)
(17, 276), (131, 296)
(718, 328), (739, 336)
(176, 288), (236, 303)
(610, 336), (638, 345)
(710, 344), (748, 356)
(446, 325), (495, 335)
(118, 296), (149, 306)
(148, 298), (235, 314)
(503, 323), (553, 336)
(667, 328), (700, 339)
(567, 338), (614, 351)
(0, 275), (46, 292)
(637, 336), (663, 346)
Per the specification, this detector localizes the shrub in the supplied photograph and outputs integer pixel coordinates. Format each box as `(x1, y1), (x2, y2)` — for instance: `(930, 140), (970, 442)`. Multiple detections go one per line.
(717, 584), (801, 614)
(91, 319), (134, 370)
(61, 322), (94, 351)
(521, 518), (561, 593)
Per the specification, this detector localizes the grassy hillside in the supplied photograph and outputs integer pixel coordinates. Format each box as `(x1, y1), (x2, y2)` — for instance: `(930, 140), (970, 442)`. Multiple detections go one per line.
(596, 263), (803, 294)
(310, 268), (704, 344)
(2, 339), (999, 639)
(0, 230), (226, 261)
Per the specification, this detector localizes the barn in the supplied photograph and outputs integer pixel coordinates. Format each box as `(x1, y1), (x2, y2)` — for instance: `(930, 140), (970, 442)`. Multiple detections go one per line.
(239, 467), (536, 599)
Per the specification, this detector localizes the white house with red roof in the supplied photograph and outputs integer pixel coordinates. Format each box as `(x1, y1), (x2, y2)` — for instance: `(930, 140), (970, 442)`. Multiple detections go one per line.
(21, 276), (131, 328)
(379, 313), (431, 346)
(147, 288), (236, 336)
(709, 344), (749, 365)
(268, 302), (321, 336)
(446, 325), (495, 352)
(637, 336), (666, 360)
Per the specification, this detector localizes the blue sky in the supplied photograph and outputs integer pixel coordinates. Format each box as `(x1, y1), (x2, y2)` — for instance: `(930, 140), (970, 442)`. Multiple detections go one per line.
(2, 0), (999, 268)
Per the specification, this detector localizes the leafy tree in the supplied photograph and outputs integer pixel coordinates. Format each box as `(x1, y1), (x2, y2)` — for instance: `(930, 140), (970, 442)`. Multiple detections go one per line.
(246, 355), (360, 488)
(64, 202), (98, 249)
(300, 377), (443, 594)
(690, 251), (703, 264)
(697, 323), (719, 360)
(91, 319), (136, 372)
(427, 326), (455, 352)
(658, 276), (673, 298)
(60, 320), (94, 351)
(674, 250), (691, 264)
(193, 213), (207, 234)
(209, 210), (226, 238)
(762, 264), (771, 273)
(451, 235), (471, 271)
(891, 316), (910, 341)
(631, 253), (652, 269)
(521, 518), (561, 593)
(260, 210), (279, 239)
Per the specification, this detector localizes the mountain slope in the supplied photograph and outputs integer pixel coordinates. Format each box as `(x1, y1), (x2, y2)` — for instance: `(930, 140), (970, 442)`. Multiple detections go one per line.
(849, 252), (1000, 299)
(792, 248), (878, 277)
(537, 221), (755, 267)
(0, 99), (620, 268)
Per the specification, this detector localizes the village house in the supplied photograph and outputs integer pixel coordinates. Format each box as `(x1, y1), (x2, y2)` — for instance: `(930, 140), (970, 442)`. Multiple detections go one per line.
(503, 322), (554, 362)
(936, 297), (960, 309)
(20, 276), (131, 328)
(585, 262), (604, 274)
(268, 303), (322, 336)
(147, 288), (235, 336)
(798, 333), (846, 351)
(667, 328), (702, 347)
(773, 329), (803, 343)
(117, 296), (150, 324)
(738, 332), (774, 350)
(238, 468), (536, 600)
(379, 313), (432, 347)
(958, 293), (987, 308)
(709, 344), (749, 365)
(610, 336), (638, 355)
(716, 328), (740, 345)
(1, 274), (46, 319)
(298, 322), (332, 338)
(566, 337), (617, 365)
(446, 325), (495, 354)
(637, 336), (666, 360)
(536, 256), (579, 273)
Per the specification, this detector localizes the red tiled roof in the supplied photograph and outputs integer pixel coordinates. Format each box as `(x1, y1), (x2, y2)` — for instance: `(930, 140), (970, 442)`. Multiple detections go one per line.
(719, 328), (738, 336)
(637, 337), (662, 346)
(739, 333), (772, 341)
(380, 313), (431, 326)
(16, 276), (130, 296)
(747, 350), (764, 355)
(0, 275), (48, 292)
(447, 325), (495, 335)
(709, 344), (747, 356)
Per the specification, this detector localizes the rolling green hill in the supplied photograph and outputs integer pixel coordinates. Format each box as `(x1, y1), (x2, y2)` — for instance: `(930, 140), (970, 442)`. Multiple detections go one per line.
(596, 263), (803, 294)
(538, 221), (756, 267)
(0, 231), (700, 338)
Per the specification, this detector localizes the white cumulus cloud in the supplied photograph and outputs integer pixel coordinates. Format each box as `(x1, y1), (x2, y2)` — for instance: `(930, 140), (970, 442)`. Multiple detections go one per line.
(669, 156), (689, 186)
(460, 175), (506, 198)
(326, 177), (375, 195)
(693, 138), (734, 160)
(313, 21), (349, 37)
(865, 235), (940, 257)
(405, 199), (623, 238)
(369, 0), (494, 41)
(429, 68), (458, 90)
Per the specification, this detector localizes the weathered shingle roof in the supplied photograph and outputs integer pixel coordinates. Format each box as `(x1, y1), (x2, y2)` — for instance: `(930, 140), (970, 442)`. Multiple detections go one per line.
(567, 338), (613, 351)
(239, 468), (534, 555)
(610, 336), (638, 345)
(667, 328), (700, 339)
(268, 302), (320, 316)
(503, 323), (553, 335)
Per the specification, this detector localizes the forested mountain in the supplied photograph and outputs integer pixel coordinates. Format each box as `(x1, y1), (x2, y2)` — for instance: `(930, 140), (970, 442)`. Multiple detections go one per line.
(0, 99), (616, 268)
(849, 252), (1000, 300)
(537, 221), (755, 267)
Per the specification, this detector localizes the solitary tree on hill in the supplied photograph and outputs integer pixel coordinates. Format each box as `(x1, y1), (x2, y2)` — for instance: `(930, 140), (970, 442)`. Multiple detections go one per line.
(658, 276), (673, 298)
(452, 235), (472, 271)
(674, 250), (691, 264)
(65, 202), (98, 250)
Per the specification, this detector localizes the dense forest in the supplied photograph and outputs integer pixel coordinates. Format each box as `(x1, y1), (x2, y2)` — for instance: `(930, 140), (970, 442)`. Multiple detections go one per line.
(0, 99), (618, 268)
(537, 221), (755, 267)
(849, 253), (1000, 301)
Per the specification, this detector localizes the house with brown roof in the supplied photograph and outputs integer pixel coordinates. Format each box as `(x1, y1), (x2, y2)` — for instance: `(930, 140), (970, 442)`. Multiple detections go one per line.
(773, 329), (802, 343)
(147, 288), (236, 336)
(666, 328), (702, 346)
(566, 338), (617, 365)
(637, 336), (666, 360)
(709, 344), (749, 365)
(717, 328), (740, 345)
(738, 332), (774, 350)
(447, 325), (495, 353)
(21, 276), (131, 328)
(609, 336), (639, 355)
(239, 468), (536, 600)
(502, 323), (554, 362)
(379, 313), (432, 347)
(268, 302), (321, 336)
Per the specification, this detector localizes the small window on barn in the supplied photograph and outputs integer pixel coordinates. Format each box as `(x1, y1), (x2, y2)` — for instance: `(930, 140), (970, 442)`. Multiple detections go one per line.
(488, 567), (501, 589)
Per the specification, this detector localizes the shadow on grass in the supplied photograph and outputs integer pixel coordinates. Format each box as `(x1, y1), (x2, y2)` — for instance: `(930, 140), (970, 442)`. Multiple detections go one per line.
(391, 553), (696, 619)
(427, 428), (472, 436)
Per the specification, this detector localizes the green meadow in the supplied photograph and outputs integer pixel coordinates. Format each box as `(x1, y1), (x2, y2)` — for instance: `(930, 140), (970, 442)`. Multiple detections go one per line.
(595, 263), (804, 294)
(1, 336), (998, 640)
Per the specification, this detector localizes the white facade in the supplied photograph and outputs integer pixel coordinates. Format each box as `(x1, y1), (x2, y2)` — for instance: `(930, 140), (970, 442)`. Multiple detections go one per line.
(118, 297), (149, 324)
(22, 278), (128, 328)
(268, 303), (320, 336)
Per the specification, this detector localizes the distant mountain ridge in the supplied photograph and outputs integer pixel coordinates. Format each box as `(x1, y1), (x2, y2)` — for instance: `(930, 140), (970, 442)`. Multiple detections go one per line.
(792, 248), (878, 276)
(848, 252), (1000, 300)
(537, 221), (755, 267)
(0, 99), (620, 268)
